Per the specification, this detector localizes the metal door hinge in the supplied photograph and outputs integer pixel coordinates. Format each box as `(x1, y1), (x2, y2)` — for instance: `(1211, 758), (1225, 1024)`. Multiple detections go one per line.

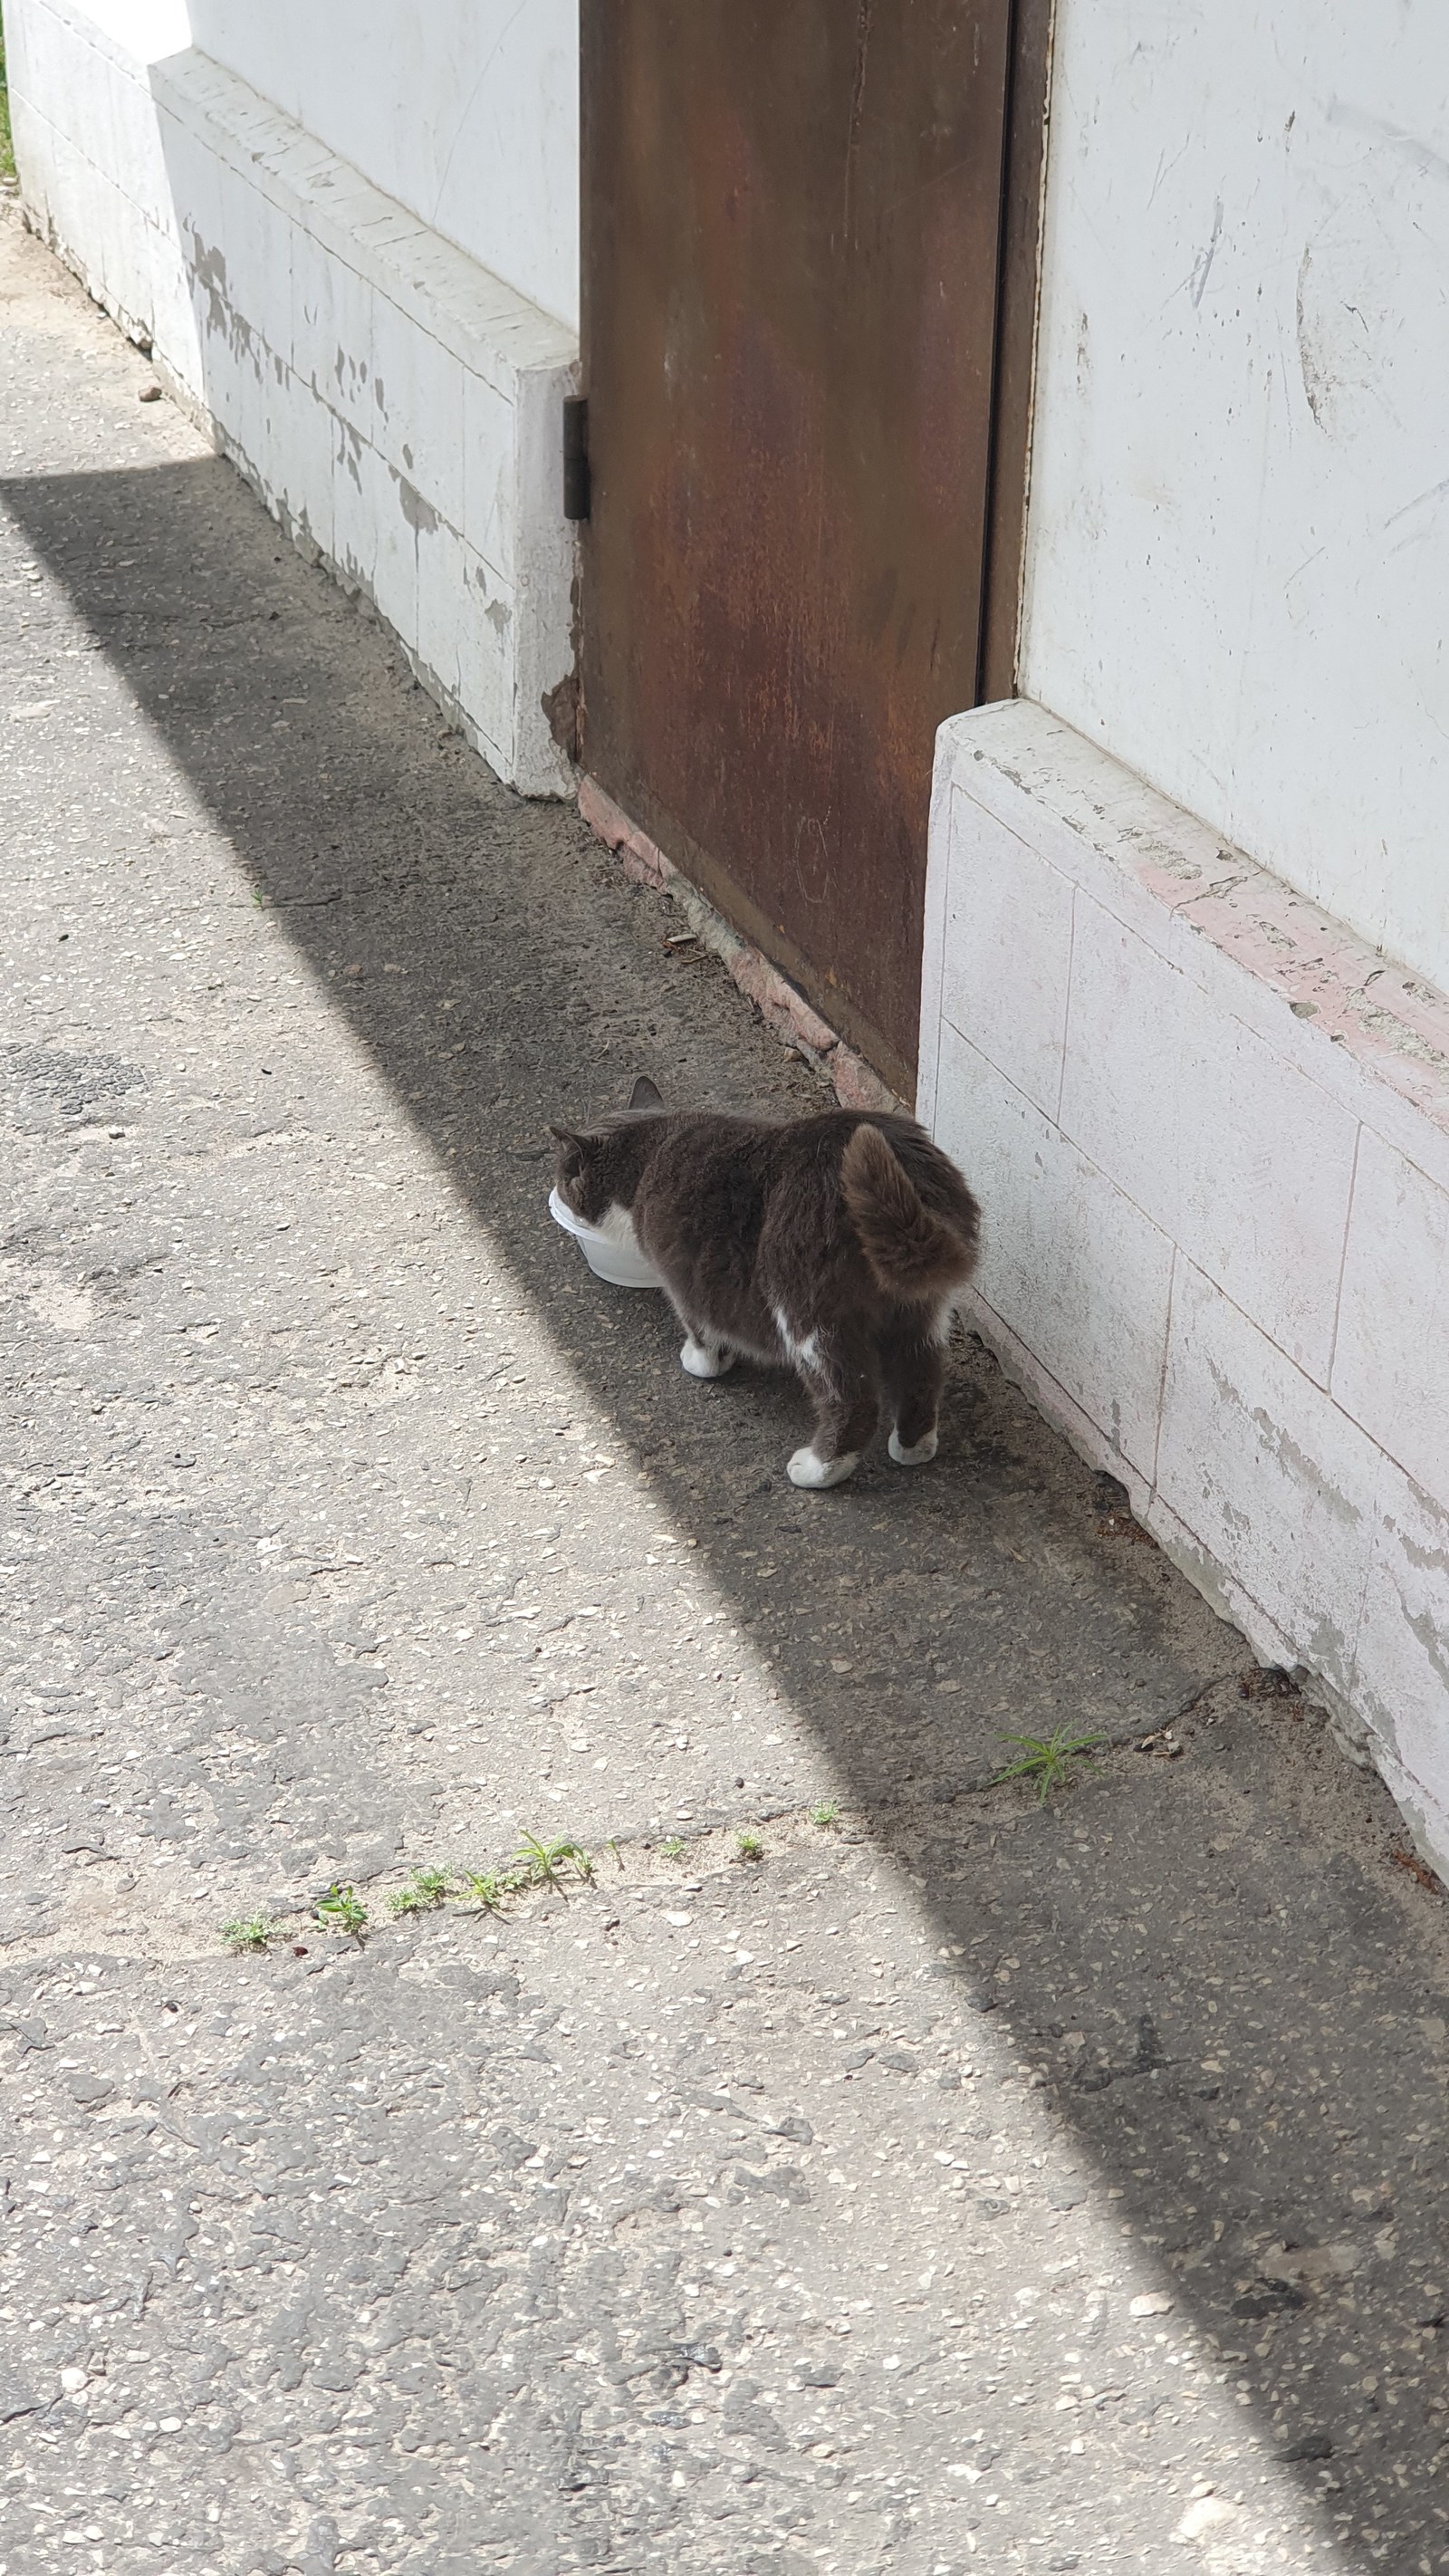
(563, 396), (591, 522)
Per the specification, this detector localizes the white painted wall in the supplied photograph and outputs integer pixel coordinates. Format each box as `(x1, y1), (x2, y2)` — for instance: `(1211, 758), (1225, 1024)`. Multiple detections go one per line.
(4, 0), (581, 329)
(55, 0), (185, 49)
(1022, 1), (1449, 997)
(185, 0), (580, 332)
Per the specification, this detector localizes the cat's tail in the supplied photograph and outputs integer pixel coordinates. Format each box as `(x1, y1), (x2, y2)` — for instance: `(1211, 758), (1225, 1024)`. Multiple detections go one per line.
(840, 1122), (980, 1304)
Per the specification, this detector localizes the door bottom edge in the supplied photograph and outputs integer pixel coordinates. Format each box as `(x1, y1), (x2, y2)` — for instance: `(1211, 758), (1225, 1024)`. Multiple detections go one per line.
(578, 775), (913, 1115)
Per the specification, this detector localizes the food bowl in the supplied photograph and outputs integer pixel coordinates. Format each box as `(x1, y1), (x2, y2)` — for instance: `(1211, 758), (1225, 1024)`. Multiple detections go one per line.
(548, 1187), (663, 1290)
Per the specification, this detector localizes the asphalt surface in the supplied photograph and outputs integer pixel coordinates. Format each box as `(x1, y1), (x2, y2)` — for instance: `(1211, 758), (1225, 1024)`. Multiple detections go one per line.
(2, 206), (1448, 2576)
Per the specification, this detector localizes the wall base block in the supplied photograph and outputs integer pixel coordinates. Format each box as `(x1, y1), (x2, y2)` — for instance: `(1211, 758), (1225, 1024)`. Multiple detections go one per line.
(921, 699), (1449, 1875)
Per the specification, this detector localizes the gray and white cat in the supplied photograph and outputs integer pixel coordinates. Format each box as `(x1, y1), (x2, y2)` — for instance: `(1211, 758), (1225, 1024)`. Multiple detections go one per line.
(550, 1078), (981, 1490)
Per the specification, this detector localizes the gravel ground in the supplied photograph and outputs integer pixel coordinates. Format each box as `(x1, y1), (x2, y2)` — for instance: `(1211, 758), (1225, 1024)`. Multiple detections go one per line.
(2, 206), (1447, 2576)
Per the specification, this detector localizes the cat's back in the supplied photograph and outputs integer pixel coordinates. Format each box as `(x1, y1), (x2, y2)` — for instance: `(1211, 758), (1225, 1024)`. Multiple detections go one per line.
(638, 1107), (781, 1186)
(632, 1109), (781, 1244)
(641, 1105), (968, 1208)
(634, 1108), (860, 1269)
(756, 1108), (974, 1214)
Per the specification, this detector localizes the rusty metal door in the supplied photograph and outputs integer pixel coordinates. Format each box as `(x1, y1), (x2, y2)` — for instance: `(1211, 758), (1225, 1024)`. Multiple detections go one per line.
(581, 0), (1021, 1097)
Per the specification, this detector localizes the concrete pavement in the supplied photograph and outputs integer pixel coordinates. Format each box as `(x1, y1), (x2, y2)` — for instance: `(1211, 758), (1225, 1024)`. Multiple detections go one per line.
(3, 207), (1448, 2576)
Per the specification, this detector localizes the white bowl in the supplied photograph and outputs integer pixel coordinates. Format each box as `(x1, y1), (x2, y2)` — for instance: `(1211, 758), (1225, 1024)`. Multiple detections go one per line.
(548, 1186), (663, 1290)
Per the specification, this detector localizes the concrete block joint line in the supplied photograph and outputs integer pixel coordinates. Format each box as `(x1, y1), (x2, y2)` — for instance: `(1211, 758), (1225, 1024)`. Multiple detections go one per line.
(4, 174), (1449, 2576)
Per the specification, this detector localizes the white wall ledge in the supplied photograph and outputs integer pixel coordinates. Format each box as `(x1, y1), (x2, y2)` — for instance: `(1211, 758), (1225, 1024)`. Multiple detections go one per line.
(922, 699), (1449, 1871)
(150, 51), (576, 399)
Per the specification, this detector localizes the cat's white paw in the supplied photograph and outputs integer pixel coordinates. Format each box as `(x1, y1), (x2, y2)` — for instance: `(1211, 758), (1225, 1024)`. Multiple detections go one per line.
(788, 1446), (859, 1490)
(680, 1337), (735, 1379)
(888, 1427), (938, 1466)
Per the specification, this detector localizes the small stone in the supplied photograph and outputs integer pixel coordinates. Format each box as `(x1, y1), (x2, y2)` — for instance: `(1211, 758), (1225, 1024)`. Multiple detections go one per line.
(138, 383), (163, 403)
(0, 2370), (41, 2426)
(59, 2366), (88, 2395)
(1269, 2239), (1362, 2282)
(1233, 2280), (1305, 2318)
(1174, 2496), (1237, 2541)
(1128, 2291), (1174, 2317)
(64, 2073), (112, 2105)
(1276, 2433), (1333, 2463)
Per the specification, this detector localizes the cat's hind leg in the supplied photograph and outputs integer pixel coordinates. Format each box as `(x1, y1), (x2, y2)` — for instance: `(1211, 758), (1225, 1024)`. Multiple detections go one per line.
(787, 1327), (878, 1490)
(880, 1317), (947, 1466)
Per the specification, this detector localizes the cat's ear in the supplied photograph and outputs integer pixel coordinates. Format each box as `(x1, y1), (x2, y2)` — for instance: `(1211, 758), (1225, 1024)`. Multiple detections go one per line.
(629, 1075), (665, 1112)
(548, 1122), (587, 1177)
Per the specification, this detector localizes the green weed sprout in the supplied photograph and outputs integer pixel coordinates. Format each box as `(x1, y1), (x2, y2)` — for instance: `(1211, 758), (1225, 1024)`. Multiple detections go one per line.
(388, 1865), (455, 1917)
(316, 1882), (369, 1937)
(991, 1727), (1106, 1804)
(511, 1831), (592, 1889)
(458, 1867), (528, 1910)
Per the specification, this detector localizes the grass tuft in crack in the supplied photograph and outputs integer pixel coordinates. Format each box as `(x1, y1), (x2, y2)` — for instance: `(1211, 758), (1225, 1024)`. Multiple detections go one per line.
(221, 1910), (280, 1953)
(388, 1865), (455, 1917)
(659, 1836), (686, 1861)
(734, 1829), (764, 1862)
(457, 1866), (528, 1911)
(511, 1830), (592, 1889)
(315, 1882), (369, 1937)
(808, 1801), (840, 1829)
(991, 1726), (1106, 1804)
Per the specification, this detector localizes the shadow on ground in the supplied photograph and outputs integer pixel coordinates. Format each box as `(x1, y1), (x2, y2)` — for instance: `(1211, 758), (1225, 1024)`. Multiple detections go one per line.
(6, 451), (1448, 2568)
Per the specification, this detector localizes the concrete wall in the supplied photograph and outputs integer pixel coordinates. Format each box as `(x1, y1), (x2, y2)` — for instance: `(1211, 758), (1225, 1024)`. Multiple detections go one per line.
(5, 0), (581, 794)
(922, 704), (1449, 1876)
(916, 2), (1449, 1869)
(1022, 2), (1449, 997)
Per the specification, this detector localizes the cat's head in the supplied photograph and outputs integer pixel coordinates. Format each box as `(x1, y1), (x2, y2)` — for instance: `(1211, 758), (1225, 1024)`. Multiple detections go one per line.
(549, 1075), (664, 1221)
